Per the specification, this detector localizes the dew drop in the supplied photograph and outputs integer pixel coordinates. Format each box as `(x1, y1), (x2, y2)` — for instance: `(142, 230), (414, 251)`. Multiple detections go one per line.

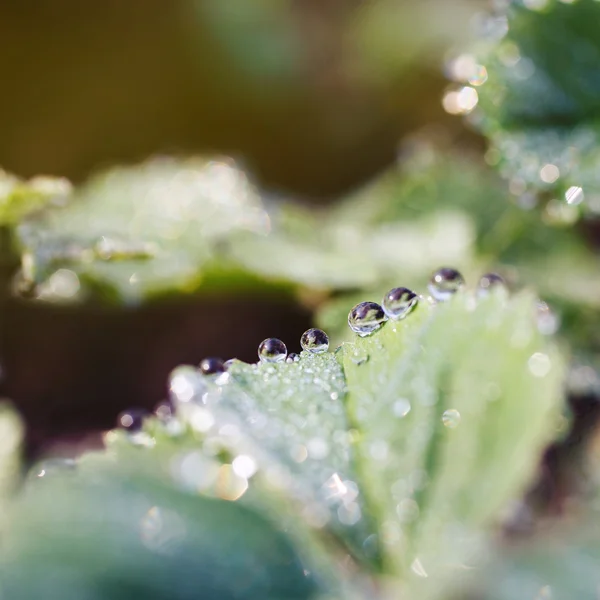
(428, 267), (465, 301)
(528, 352), (551, 378)
(350, 348), (369, 365)
(348, 302), (388, 336)
(382, 287), (419, 320)
(117, 408), (148, 432)
(477, 272), (506, 297)
(300, 328), (329, 353)
(258, 338), (287, 363)
(199, 357), (225, 375)
(442, 409), (461, 428)
(286, 352), (300, 363)
(536, 301), (559, 335)
(393, 398), (412, 418)
(565, 185), (584, 206)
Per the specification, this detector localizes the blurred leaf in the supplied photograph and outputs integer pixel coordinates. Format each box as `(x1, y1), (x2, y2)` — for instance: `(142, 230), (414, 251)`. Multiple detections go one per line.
(1, 469), (325, 600)
(475, 0), (600, 202)
(462, 523), (600, 600)
(0, 170), (72, 225)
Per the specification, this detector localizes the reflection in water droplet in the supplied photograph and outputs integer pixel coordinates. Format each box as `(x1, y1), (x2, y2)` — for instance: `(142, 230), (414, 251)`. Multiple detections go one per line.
(199, 357), (225, 375)
(348, 302), (388, 336)
(393, 398), (411, 418)
(300, 328), (329, 353)
(258, 338), (287, 363)
(286, 352), (300, 363)
(428, 267), (465, 301)
(565, 186), (584, 206)
(528, 352), (551, 378)
(382, 287), (419, 320)
(442, 409), (461, 428)
(477, 273), (506, 297)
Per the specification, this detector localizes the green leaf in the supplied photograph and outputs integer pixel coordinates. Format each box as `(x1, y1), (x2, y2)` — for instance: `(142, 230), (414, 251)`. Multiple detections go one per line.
(1, 469), (325, 600)
(0, 170), (72, 225)
(475, 0), (600, 201)
(1, 292), (564, 597)
(169, 291), (563, 579)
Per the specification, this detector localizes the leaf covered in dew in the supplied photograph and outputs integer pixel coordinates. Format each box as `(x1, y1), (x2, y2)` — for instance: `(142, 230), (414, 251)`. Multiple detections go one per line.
(0, 287), (565, 598)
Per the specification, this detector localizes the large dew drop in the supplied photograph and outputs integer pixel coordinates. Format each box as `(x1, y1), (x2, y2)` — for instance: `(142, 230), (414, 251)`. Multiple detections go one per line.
(199, 357), (225, 375)
(442, 409), (461, 428)
(382, 287), (418, 320)
(300, 328), (329, 354)
(428, 267), (465, 301)
(348, 301), (388, 337)
(258, 338), (287, 363)
(477, 273), (506, 298)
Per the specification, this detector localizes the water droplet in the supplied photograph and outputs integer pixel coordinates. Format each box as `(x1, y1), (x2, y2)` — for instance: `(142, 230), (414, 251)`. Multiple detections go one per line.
(442, 409), (461, 428)
(169, 366), (204, 404)
(348, 302), (388, 336)
(536, 301), (559, 335)
(337, 502), (361, 526)
(216, 465), (248, 501)
(393, 398), (411, 418)
(300, 328), (329, 353)
(396, 498), (420, 522)
(540, 163), (559, 184)
(350, 348), (369, 365)
(32, 458), (77, 479)
(565, 185), (584, 206)
(477, 272), (506, 297)
(199, 357), (225, 375)
(258, 338), (287, 363)
(428, 267), (465, 301)
(528, 352), (551, 378)
(382, 287), (419, 320)
(117, 408), (148, 432)
(286, 352), (300, 363)
(154, 401), (173, 421)
(232, 455), (258, 479)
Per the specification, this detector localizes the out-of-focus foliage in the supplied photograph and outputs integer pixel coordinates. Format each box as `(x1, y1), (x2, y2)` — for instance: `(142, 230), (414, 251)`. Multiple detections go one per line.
(0, 291), (564, 599)
(475, 0), (600, 205)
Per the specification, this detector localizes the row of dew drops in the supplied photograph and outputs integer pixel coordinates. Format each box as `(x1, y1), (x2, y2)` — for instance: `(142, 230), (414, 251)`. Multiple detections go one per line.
(35, 267), (555, 497)
(113, 266), (515, 442)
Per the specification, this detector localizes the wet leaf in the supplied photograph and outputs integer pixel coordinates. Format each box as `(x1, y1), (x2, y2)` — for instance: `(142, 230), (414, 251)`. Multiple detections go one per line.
(475, 0), (600, 202)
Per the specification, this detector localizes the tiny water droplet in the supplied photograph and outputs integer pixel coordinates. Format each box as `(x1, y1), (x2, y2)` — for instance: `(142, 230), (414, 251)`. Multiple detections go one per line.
(258, 338), (287, 363)
(286, 352), (300, 363)
(154, 401), (173, 421)
(300, 328), (329, 353)
(348, 302), (388, 336)
(428, 267), (465, 301)
(565, 185), (584, 206)
(33, 458), (77, 479)
(350, 348), (369, 365)
(393, 398), (411, 418)
(117, 408), (148, 432)
(442, 409), (461, 428)
(199, 357), (225, 375)
(528, 352), (551, 378)
(477, 272), (506, 297)
(382, 287), (418, 320)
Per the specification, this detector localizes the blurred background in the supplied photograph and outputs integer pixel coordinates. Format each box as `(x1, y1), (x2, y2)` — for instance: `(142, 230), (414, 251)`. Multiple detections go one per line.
(4, 0), (584, 460)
